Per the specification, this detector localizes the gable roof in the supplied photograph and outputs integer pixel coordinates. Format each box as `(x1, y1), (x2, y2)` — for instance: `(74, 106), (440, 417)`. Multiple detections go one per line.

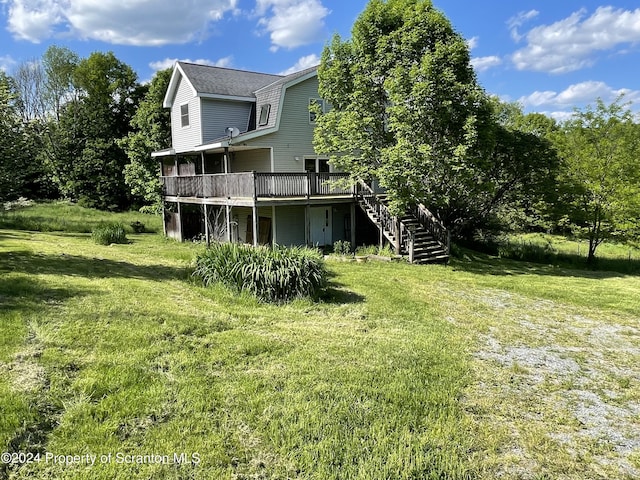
(163, 62), (283, 108)
(194, 66), (319, 149)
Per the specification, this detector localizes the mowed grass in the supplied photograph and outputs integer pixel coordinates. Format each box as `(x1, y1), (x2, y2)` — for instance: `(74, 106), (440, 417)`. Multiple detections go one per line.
(1, 205), (639, 479)
(0, 201), (162, 234)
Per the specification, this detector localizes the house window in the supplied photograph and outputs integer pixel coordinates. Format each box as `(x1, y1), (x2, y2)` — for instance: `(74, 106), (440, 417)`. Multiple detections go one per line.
(309, 98), (325, 123)
(258, 104), (271, 126)
(304, 157), (330, 173)
(180, 103), (189, 128)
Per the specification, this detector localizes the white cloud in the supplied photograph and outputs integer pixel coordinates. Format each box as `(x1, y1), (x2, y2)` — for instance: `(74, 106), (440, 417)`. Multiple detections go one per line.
(5, 0), (238, 45)
(256, 0), (330, 51)
(512, 7), (640, 74)
(149, 57), (234, 72)
(279, 54), (320, 75)
(467, 36), (479, 50)
(507, 10), (539, 42)
(0, 55), (18, 72)
(518, 81), (640, 109)
(543, 111), (576, 122)
(471, 55), (502, 72)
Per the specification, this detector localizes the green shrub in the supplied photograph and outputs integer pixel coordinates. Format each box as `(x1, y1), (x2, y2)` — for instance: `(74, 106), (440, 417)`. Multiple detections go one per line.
(355, 244), (394, 257)
(130, 221), (146, 233)
(333, 240), (352, 256)
(193, 243), (327, 302)
(498, 240), (556, 263)
(92, 223), (128, 245)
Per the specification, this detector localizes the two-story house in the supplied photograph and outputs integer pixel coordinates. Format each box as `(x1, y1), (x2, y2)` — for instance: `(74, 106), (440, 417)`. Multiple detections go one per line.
(154, 61), (450, 263)
(154, 62), (360, 247)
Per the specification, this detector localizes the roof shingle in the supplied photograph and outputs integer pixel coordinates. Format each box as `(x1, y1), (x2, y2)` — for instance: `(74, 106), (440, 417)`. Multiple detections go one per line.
(178, 62), (283, 98)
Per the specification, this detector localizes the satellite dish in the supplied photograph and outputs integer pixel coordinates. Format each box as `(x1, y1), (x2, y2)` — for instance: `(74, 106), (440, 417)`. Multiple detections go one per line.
(226, 127), (240, 138)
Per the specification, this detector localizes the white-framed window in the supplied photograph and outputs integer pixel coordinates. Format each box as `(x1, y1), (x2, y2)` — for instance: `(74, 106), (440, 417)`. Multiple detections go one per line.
(309, 98), (325, 123)
(180, 103), (190, 128)
(258, 103), (271, 126)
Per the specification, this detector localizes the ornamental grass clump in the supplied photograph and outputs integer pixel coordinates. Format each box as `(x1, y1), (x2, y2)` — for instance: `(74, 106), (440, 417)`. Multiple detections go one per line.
(193, 243), (327, 302)
(92, 223), (128, 245)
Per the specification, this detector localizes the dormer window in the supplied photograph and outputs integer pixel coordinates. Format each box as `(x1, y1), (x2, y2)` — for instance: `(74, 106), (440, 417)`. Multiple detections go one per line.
(180, 103), (189, 128)
(309, 98), (325, 123)
(258, 104), (271, 126)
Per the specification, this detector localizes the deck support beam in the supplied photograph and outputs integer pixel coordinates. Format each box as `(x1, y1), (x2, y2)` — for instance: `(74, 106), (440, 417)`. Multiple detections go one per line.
(350, 203), (356, 251)
(177, 201), (183, 242)
(252, 204), (259, 247)
(203, 203), (210, 245)
(305, 204), (311, 246)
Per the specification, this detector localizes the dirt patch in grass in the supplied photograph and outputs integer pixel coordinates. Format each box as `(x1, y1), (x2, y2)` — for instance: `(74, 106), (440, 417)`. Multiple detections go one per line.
(453, 289), (640, 479)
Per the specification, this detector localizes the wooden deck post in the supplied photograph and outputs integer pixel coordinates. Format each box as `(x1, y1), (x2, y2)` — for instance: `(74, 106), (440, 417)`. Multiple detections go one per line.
(252, 204), (259, 247)
(395, 218), (401, 255)
(162, 201), (167, 238)
(203, 203), (210, 245)
(177, 201), (183, 242)
(224, 147), (230, 174)
(225, 205), (231, 242)
(272, 206), (277, 247)
(350, 202), (356, 250)
(305, 204), (311, 246)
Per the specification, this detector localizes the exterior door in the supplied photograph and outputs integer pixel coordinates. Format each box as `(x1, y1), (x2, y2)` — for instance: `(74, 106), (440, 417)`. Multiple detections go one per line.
(310, 206), (332, 246)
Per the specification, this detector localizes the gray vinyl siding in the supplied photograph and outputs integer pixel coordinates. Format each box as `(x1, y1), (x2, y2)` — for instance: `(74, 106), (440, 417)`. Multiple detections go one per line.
(171, 76), (201, 153)
(231, 149), (271, 172)
(254, 86), (282, 131)
(275, 206), (306, 246)
(244, 77), (320, 173)
(201, 99), (253, 143)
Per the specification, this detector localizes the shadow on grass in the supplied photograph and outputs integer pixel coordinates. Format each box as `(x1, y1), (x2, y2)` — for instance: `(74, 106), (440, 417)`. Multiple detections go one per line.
(450, 252), (631, 280)
(0, 250), (190, 282)
(319, 271), (366, 304)
(0, 275), (91, 315)
(320, 285), (366, 304)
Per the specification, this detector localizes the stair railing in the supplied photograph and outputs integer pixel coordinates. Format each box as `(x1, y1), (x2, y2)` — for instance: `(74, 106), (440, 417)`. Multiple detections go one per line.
(356, 181), (399, 246)
(410, 203), (450, 254)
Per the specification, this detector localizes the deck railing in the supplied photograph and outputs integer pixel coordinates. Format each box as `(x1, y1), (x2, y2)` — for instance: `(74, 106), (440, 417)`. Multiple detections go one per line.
(162, 172), (353, 199)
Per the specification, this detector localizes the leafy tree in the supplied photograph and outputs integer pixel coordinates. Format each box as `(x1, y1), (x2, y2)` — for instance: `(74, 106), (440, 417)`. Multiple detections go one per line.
(0, 72), (38, 202)
(47, 51), (143, 209)
(314, 0), (552, 237)
(121, 68), (172, 208)
(483, 100), (560, 233)
(42, 45), (79, 121)
(553, 97), (640, 263)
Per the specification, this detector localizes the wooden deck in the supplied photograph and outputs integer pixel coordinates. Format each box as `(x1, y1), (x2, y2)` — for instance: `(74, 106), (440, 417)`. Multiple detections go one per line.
(162, 172), (355, 206)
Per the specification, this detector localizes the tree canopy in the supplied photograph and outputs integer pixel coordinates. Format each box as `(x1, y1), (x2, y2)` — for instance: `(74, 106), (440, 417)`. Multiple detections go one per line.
(313, 0), (557, 238)
(121, 68), (172, 209)
(553, 97), (640, 262)
(46, 51), (143, 210)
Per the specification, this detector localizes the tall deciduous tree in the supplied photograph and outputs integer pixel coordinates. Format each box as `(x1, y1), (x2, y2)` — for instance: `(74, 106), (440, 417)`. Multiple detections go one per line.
(314, 0), (560, 238)
(121, 68), (172, 209)
(554, 97), (640, 263)
(314, 0), (488, 225)
(48, 51), (143, 209)
(42, 46), (79, 122)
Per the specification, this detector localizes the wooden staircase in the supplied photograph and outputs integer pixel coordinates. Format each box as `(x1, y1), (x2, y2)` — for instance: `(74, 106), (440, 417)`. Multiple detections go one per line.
(356, 183), (450, 264)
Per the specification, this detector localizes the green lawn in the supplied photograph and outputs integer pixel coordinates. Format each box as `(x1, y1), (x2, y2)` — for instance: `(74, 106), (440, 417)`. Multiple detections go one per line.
(1, 205), (639, 479)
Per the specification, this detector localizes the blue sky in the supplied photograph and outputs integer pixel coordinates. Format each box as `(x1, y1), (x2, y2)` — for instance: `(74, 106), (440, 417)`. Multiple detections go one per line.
(1, 0), (639, 120)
